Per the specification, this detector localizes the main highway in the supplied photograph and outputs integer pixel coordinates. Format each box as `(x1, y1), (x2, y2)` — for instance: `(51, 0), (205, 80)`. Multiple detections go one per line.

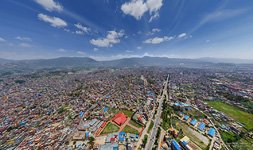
(145, 74), (169, 150)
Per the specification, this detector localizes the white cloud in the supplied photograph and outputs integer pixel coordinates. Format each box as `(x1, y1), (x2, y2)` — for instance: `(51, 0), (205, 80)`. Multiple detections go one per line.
(190, 8), (248, 35)
(58, 48), (66, 52)
(16, 36), (32, 42)
(121, 0), (148, 20)
(178, 33), (187, 39)
(146, 0), (163, 22)
(19, 43), (32, 48)
(177, 33), (192, 39)
(121, 0), (163, 21)
(137, 46), (142, 49)
(75, 30), (84, 35)
(149, 11), (159, 22)
(202, 9), (248, 24)
(35, 0), (63, 12)
(74, 23), (90, 33)
(64, 28), (70, 32)
(93, 48), (99, 51)
(144, 36), (173, 44)
(90, 30), (124, 47)
(126, 50), (134, 53)
(89, 52), (154, 61)
(0, 37), (6, 42)
(147, 28), (161, 35)
(38, 13), (67, 28)
(77, 51), (86, 55)
(152, 28), (161, 33)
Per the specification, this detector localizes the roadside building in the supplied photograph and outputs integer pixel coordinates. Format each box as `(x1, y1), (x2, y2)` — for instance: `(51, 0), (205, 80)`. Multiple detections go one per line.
(198, 122), (205, 131)
(112, 112), (127, 126)
(190, 119), (197, 126)
(171, 139), (181, 150)
(208, 128), (216, 137)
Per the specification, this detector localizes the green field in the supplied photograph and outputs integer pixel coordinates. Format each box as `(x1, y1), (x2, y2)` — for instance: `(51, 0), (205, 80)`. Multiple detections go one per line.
(231, 138), (253, 150)
(129, 120), (142, 128)
(108, 108), (119, 114)
(122, 125), (139, 134)
(101, 122), (119, 134)
(108, 108), (134, 117)
(121, 109), (134, 117)
(207, 101), (253, 130)
(220, 131), (253, 150)
(148, 121), (154, 133)
(220, 131), (237, 142)
(188, 109), (205, 119)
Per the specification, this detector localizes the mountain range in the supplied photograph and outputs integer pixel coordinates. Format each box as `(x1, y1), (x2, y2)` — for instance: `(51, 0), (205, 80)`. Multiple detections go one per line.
(0, 57), (252, 73)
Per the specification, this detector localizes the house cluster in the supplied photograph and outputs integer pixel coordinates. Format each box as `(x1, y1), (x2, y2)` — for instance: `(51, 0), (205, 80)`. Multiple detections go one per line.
(0, 68), (166, 149)
(97, 132), (139, 150)
(132, 90), (156, 125)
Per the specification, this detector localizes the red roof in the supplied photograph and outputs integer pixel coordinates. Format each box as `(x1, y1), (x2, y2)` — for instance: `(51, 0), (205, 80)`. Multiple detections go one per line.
(112, 112), (127, 126)
(110, 138), (115, 142)
(101, 122), (107, 128)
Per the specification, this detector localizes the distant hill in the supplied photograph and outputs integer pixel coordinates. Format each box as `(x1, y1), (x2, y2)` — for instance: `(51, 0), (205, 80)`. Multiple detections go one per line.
(18, 57), (97, 69)
(0, 58), (14, 64)
(102, 56), (214, 68)
(0, 56), (252, 74)
(197, 57), (253, 64)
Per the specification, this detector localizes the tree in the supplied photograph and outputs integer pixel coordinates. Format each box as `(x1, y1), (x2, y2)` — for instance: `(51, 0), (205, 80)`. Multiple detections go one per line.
(89, 136), (95, 149)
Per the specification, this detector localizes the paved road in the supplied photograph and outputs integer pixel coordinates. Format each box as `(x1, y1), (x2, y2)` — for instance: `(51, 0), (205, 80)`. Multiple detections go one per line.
(158, 128), (166, 149)
(135, 75), (155, 149)
(145, 74), (170, 150)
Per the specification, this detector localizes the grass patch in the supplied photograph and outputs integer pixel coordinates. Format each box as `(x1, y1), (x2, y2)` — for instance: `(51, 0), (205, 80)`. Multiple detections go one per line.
(161, 97), (173, 130)
(231, 138), (253, 150)
(142, 134), (148, 148)
(220, 131), (238, 143)
(187, 109), (205, 119)
(108, 108), (119, 114)
(220, 131), (253, 150)
(101, 122), (119, 134)
(148, 121), (154, 133)
(207, 101), (253, 130)
(121, 109), (134, 117)
(122, 125), (139, 134)
(129, 120), (142, 128)
(58, 106), (66, 114)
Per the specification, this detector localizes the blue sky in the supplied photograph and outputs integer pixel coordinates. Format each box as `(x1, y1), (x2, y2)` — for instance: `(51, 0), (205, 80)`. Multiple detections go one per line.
(0, 0), (253, 60)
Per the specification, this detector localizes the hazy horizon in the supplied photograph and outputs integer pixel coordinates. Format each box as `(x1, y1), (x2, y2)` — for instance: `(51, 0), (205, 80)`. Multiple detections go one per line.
(1, 0), (253, 60)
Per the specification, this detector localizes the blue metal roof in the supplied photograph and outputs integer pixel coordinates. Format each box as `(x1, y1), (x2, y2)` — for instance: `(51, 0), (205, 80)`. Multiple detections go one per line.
(113, 147), (118, 150)
(104, 107), (109, 113)
(174, 103), (180, 106)
(190, 119), (197, 126)
(184, 115), (189, 121)
(119, 136), (125, 142)
(172, 139), (181, 150)
(208, 128), (216, 137)
(182, 103), (190, 107)
(119, 132), (126, 142)
(85, 132), (89, 138)
(79, 111), (84, 117)
(198, 122), (205, 131)
(182, 141), (188, 145)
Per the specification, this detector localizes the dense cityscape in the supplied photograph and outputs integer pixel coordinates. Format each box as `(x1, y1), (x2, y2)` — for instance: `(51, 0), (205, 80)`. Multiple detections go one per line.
(1, 64), (252, 150)
(1, 0), (253, 149)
